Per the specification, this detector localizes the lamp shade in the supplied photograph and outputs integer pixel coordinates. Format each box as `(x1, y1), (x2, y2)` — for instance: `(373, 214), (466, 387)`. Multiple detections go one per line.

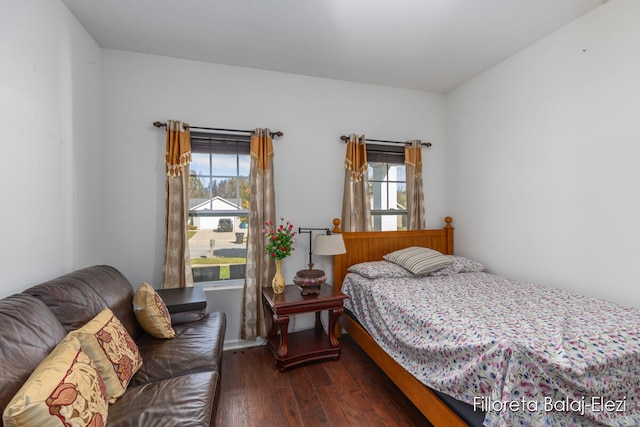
(313, 234), (346, 256)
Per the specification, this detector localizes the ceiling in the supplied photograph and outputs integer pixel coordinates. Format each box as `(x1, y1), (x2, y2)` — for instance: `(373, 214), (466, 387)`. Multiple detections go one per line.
(62, 0), (606, 93)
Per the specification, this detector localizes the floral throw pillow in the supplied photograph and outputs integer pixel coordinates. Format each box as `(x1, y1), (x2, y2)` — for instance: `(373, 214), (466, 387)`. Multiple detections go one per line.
(348, 261), (416, 279)
(3, 335), (108, 427)
(70, 308), (142, 403)
(133, 282), (175, 339)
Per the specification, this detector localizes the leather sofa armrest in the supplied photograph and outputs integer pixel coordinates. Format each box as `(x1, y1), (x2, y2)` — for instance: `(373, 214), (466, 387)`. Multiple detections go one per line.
(170, 310), (206, 326)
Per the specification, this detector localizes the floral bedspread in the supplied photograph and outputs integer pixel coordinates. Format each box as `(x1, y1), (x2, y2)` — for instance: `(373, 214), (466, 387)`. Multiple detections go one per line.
(342, 272), (640, 426)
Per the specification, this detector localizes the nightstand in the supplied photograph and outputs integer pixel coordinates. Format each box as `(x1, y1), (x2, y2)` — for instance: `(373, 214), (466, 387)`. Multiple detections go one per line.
(156, 287), (207, 324)
(156, 286), (207, 313)
(262, 283), (347, 371)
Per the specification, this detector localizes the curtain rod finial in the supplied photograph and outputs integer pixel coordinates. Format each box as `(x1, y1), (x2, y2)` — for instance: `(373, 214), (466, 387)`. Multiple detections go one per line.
(153, 121), (165, 128)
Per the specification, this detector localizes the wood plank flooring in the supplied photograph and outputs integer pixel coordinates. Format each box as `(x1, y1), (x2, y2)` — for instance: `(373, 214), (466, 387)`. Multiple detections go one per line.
(215, 335), (432, 427)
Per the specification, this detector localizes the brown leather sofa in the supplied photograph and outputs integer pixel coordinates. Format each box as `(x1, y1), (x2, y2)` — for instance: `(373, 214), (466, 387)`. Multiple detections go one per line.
(0, 265), (226, 427)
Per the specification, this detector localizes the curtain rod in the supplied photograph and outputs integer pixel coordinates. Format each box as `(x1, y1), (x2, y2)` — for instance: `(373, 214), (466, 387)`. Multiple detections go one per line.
(339, 135), (431, 147)
(153, 121), (283, 138)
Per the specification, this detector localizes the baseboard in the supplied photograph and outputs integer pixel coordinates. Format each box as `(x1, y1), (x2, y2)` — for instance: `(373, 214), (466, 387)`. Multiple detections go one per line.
(223, 337), (266, 351)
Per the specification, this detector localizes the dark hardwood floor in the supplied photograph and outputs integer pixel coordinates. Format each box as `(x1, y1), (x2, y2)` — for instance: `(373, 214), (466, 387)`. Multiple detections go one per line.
(215, 335), (432, 427)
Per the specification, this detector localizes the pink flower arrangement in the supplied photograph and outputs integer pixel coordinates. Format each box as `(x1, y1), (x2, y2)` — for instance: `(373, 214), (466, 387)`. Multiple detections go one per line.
(261, 218), (295, 260)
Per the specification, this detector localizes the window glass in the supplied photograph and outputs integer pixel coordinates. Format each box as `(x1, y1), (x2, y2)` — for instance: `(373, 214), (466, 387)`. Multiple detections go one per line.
(188, 149), (249, 283)
(238, 156), (250, 176)
(368, 162), (407, 231)
(190, 152), (211, 176)
(211, 153), (240, 176)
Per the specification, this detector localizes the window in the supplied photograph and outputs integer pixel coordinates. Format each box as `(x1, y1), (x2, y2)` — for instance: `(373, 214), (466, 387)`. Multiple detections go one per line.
(367, 144), (407, 231)
(188, 132), (250, 283)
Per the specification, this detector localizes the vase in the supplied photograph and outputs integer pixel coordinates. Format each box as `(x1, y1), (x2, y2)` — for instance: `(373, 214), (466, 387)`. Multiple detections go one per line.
(272, 259), (285, 294)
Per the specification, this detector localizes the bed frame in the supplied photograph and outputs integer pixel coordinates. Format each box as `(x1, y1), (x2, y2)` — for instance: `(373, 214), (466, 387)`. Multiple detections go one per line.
(332, 217), (468, 427)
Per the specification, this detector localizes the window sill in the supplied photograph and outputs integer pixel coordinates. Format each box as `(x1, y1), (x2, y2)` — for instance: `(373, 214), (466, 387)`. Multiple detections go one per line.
(198, 279), (245, 291)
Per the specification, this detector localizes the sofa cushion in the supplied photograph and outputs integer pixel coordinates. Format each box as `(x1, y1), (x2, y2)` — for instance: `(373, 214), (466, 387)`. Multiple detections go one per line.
(131, 312), (226, 386)
(2, 335), (108, 427)
(71, 308), (143, 403)
(24, 265), (142, 340)
(132, 282), (175, 339)
(107, 372), (218, 427)
(0, 294), (67, 420)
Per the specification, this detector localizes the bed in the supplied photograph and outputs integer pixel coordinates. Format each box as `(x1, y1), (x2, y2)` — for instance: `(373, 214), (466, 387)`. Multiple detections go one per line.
(331, 217), (640, 427)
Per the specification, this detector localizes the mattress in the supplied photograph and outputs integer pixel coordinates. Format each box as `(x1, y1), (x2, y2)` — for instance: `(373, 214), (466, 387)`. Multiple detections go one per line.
(342, 271), (640, 426)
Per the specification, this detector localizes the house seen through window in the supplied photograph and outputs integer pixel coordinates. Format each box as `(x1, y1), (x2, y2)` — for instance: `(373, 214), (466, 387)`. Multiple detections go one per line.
(367, 144), (407, 231)
(188, 132), (249, 283)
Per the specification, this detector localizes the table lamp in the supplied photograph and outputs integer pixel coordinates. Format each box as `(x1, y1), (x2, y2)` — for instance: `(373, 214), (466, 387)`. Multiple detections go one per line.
(294, 228), (346, 295)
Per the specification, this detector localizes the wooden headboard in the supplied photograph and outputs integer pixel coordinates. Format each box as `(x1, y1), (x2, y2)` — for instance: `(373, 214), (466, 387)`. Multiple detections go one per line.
(332, 217), (453, 294)
(329, 217), (466, 426)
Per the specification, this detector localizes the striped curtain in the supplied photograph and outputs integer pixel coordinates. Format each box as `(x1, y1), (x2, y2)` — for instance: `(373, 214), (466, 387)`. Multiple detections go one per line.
(162, 120), (194, 288)
(241, 128), (276, 340)
(405, 140), (425, 230)
(341, 134), (371, 232)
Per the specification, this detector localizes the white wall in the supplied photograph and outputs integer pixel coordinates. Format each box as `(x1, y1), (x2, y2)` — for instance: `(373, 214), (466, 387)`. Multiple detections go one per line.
(101, 50), (447, 289)
(0, 0), (103, 297)
(100, 51), (445, 345)
(446, 0), (640, 308)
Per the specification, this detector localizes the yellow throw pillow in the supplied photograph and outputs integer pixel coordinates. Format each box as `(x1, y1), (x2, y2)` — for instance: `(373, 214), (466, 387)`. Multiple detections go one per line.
(133, 282), (175, 339)
(3, 335), (108, 427)
(70, 308), (143, 403)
